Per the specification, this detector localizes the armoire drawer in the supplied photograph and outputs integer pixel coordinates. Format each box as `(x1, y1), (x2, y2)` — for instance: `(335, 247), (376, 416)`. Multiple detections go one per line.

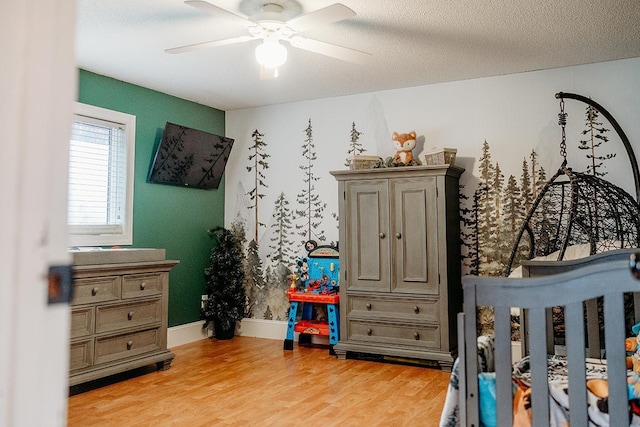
(69, 339), (93, 372)
(70, 307), (94, 339)
(122, 273), (163, 299)
(72, 276), (120, 305)
(95, 298), (162, 334)
(94, 328), (161, 365)
(347, 319), (440, 349)
(347, 295), (439, 323)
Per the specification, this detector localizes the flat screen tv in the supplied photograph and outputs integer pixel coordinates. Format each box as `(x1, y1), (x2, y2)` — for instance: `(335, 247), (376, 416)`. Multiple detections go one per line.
(148, 122), (234, 190)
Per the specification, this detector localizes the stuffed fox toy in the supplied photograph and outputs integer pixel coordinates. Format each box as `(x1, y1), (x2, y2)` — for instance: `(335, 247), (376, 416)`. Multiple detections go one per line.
(392, 131), (417, 164)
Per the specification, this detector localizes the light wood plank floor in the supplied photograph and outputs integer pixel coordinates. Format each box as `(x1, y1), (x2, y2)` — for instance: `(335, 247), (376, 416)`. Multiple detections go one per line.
(68, 337), (451, 427)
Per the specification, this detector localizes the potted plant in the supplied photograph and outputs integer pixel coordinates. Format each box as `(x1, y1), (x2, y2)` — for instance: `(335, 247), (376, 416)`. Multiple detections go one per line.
(200, 226), (246, 340)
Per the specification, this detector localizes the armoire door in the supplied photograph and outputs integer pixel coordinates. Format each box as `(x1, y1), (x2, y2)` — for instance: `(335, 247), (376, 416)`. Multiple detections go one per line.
(390, 176), (439, 294)
(344, 179), (391, 292)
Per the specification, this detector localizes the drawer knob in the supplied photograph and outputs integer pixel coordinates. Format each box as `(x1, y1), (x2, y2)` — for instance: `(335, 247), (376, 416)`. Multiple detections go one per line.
(365, 303), (372, 310)
(413, 306), (420, 314)
(128, 311), (134, 320)
(395, 232), (402, 239)
(414, 332), (420, 340)
(140, 282), (146, 290)
(379, 232), (386, 239)
(126, 341), (133, 350)
(367, 328), (373, 336)
(91, 287), (99, 296)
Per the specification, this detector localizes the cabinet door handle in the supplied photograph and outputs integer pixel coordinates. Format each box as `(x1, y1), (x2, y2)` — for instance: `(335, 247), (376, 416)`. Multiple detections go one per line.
(365, 303), (372, 310)
(414, 332), (420, 340)
(91, 287), (99, 296)
(379, 232), (386, 239)
(126, 341), (133, 350)
(140, 282), (146, 290)
(128, 311), (134, 320)
(367, 328), (373, 336)
(413, 306), (420, 314)
(395, 232), (402, 239)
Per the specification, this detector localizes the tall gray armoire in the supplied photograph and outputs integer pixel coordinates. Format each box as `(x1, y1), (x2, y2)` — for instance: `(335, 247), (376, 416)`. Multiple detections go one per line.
(331, 165), (463, 371)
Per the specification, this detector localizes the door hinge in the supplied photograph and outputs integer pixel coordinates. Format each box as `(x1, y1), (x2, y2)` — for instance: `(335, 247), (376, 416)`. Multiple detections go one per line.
(343, 191), (346, 200)
(438, 273), (441, 284)
(436, 186), (439, 198)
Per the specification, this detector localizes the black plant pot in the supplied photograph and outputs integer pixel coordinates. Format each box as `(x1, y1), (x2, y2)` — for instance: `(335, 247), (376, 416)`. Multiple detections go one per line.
(214, 321), (235, 340)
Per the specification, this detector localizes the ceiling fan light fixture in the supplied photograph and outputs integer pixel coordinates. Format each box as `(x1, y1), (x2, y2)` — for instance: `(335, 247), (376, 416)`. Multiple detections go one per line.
(255, 39), (288, 69)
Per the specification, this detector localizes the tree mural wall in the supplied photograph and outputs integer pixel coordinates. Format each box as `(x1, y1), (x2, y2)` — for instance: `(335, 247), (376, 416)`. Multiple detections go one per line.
(230, 103), (619, 323)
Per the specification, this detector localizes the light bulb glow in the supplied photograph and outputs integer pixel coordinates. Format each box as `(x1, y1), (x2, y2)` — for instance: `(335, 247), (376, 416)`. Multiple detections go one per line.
(255, 40), (287, 69)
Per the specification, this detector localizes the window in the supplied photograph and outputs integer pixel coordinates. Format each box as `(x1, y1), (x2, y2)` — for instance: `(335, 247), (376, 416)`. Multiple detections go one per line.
(68, 102), (135, 247)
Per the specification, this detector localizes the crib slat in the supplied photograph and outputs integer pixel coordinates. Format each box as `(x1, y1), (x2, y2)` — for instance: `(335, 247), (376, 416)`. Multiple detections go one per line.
(565, 301), (588, 426)
(528, 307), (550, 427)
(604, 292), (628, 427)
(463, 283), (480, 426)
(494, 305), (513, 427)
(457, 312), (468, 427)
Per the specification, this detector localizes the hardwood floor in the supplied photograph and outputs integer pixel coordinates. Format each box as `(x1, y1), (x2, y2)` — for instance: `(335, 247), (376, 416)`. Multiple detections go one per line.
(67, 337), (452, 426)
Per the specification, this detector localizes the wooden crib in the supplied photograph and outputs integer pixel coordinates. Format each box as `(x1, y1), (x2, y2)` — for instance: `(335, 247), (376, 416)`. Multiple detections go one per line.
(456, 249), (640, 426)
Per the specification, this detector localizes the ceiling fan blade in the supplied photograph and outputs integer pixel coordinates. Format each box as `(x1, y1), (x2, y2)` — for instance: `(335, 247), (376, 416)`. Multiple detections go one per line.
(165, 35), (254, 54)
(289, 37), (371, 65)
(184, 0), (252, 26)
(286, 3), (356, 32)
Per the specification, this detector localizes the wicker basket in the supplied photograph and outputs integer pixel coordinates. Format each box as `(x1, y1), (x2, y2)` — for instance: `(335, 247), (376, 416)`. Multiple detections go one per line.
(421, 148), (457, 166)
(349, 155), (381, 170)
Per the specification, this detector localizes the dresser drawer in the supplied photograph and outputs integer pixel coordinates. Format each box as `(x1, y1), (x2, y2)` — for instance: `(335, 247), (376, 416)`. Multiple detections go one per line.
(94, 328), (161, 365)
(95, 299), (162, 334)
(348, 295), (439, 322)
(347, 319), (440, 349)
(72, 276), (120, 305)
(69, 339), (93, 371)
(122, 273), (163, 299)
(70, 307), (94, 338)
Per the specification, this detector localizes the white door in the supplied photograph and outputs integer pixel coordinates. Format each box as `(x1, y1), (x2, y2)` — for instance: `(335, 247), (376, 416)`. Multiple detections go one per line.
(1, 1), (76, 425)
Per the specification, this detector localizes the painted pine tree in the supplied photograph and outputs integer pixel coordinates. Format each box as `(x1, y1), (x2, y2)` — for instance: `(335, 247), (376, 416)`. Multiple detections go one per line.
(529, 150), (540, 198)
(459, 184), (480, 276)
(520, 158), (533, 216)
(296, 119), (327, 242)
(499, 174), (523, 271)
(267, 192), (297, 270)
(476, 141), (501, 275)
(245, 239), (266, 318)
(344, 121), (365, 167)
(579, 105), (614, 177)
(246, 129), (270, 243)
(229, 216), (251, 316)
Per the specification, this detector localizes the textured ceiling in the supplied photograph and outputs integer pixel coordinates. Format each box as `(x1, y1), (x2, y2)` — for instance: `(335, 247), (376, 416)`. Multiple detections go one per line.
(76, 0), (640, 111)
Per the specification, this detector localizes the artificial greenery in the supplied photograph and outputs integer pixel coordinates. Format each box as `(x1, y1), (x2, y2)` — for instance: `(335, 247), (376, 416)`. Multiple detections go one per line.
(200, 226), (246, 332)
(372, 156), (421, 168)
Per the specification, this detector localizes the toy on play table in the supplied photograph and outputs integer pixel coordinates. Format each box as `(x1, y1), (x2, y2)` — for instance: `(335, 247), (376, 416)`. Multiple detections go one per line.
(294, 240), (339, 294)
(284, 241), (340, 353)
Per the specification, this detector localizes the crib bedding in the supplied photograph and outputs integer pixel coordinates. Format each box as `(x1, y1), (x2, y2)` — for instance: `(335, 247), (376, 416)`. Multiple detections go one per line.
(440, 351), (640, 427)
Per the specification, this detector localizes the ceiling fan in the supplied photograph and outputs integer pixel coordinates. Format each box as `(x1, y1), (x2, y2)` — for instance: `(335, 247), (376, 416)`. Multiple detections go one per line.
(165, 1), (372, 77)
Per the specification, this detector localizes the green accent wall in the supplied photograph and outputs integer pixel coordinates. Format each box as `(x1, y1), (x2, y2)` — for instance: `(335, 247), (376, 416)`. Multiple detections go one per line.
(78, 70), (226, 327)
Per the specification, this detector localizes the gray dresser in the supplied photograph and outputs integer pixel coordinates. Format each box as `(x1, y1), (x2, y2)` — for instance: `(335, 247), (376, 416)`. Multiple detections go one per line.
(331, 165), (463, 370)
(69, 249), (178, 386)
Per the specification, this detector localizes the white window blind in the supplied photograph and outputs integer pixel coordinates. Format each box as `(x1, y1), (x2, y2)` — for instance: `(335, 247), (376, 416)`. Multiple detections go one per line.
(68, 103), (135, 247)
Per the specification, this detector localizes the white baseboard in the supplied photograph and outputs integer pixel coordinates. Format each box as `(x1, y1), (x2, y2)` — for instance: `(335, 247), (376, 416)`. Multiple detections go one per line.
(167, 321), (210, 348)
(236, 318), (288, 340)
(168, 318), (329, 348)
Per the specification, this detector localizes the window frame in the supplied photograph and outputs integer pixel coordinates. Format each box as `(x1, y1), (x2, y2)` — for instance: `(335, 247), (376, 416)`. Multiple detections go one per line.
(68, 102), (135, 247)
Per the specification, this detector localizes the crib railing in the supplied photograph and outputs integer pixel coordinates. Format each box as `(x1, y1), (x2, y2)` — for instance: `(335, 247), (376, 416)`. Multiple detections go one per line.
(459, 252), (640, 427)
